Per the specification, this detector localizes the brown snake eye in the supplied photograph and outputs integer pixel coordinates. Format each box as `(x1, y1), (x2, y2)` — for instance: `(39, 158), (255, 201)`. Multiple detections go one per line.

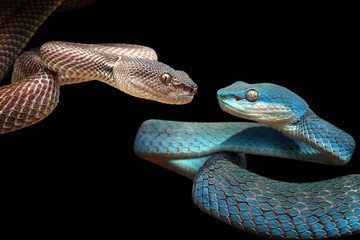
(246, 89), (259, 102)
(161, 73), (172, 84)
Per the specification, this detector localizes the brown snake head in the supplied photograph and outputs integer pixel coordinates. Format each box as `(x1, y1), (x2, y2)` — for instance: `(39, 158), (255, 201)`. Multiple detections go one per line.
(113, 56), (197, 104)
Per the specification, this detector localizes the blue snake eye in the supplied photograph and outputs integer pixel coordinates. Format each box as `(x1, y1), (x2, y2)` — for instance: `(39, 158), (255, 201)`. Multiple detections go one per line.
(246, 89), (259, 102)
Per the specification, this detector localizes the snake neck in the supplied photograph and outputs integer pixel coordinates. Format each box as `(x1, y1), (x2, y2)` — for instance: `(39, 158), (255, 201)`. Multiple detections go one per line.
(276, 110), (355, 165)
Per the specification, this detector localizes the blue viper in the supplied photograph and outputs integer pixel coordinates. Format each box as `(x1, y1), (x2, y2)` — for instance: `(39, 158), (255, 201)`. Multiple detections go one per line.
(134, 82), (359, 239)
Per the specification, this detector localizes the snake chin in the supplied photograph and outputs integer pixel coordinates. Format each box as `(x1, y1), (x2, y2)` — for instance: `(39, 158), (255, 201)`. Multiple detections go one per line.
(160, 94), (195, 105)
(218, 98), (248, 120)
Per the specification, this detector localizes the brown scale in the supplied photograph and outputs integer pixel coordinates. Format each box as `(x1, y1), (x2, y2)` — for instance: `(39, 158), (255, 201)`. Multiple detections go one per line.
(1, 1), (197, 134)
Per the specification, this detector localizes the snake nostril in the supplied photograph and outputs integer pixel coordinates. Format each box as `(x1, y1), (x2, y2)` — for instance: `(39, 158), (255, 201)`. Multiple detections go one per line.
(190, 88), (197, 95)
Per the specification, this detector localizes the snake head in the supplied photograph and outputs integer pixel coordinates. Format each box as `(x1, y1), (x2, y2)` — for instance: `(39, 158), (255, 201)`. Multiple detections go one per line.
(217, 81), (309, 127)
(113, 56), (197, 104)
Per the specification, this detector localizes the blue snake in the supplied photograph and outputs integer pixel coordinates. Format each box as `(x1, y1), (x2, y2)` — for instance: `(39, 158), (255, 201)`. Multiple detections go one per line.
(134, 82), (359, 239)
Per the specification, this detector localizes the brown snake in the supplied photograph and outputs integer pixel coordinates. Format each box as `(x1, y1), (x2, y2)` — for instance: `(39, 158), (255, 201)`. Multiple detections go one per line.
(0, 0), (197, 134)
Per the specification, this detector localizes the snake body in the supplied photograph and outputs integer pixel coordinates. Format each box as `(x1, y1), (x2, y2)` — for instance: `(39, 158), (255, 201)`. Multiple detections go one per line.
(2, 1), (359, 238)
(134, 82), (359, 239)
(0, 1), (197, 134)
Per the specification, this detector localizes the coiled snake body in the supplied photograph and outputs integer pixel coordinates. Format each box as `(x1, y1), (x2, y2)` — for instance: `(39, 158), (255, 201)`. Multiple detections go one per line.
(134, 82), (359, 239)
(0, 0), (197, 134)
(2, 1), (359, 239)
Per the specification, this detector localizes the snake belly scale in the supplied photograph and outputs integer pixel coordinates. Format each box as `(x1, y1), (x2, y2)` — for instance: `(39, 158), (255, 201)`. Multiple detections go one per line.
(134, 82), (359, 239)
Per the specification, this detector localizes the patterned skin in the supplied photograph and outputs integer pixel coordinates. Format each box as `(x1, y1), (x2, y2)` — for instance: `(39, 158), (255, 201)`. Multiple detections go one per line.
(134, 82), (359, 239)
(1, 1), (197, 134)
(0, 42), (197, 134)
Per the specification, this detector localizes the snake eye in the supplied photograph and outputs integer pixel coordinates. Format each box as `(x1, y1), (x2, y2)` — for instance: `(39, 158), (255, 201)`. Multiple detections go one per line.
(161, 73), (172, 84)
(246, 89), (259, 102)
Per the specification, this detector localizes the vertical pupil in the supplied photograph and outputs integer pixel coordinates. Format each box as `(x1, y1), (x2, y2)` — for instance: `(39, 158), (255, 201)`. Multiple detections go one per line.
(162, 74), (171, 83)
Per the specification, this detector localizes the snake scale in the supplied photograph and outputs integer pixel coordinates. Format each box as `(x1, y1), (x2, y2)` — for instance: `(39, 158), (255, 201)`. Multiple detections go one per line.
(134, 82), (359, 239)
(1, 1), (359, 239)
(0, 0), (197, 134)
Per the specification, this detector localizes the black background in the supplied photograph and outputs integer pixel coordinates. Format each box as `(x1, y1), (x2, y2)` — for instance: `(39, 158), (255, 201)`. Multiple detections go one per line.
(1, 1), (358, 239)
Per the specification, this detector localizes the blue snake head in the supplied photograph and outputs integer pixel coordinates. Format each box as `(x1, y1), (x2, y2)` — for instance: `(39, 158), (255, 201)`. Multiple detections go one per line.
(217, 82), (309, 127)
